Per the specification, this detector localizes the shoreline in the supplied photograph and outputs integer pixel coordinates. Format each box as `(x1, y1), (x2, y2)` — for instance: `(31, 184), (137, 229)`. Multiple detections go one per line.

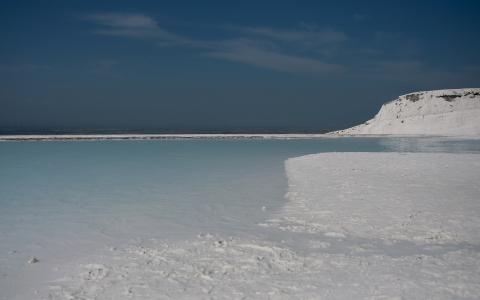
(1, 133), (480, 141)
(0, 133), (331, 141)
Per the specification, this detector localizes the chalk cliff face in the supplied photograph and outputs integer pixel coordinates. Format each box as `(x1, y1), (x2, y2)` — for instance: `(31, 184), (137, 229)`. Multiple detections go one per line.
(333, 88), (480, 136)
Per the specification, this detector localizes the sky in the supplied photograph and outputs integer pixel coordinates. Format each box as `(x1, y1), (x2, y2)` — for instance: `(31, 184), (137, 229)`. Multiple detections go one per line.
(1, 0), (480, 133)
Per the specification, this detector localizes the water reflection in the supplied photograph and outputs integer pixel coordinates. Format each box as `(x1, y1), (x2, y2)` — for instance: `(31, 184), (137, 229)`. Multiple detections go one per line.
(378, 137), (480, 153)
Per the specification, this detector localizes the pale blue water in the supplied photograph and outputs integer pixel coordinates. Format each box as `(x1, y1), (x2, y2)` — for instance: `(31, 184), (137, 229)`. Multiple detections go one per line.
(1, 137), (480, 288)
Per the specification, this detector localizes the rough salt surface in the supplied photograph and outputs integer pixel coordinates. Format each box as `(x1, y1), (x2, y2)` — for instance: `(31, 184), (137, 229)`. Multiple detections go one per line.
(48, 235), (480, 300)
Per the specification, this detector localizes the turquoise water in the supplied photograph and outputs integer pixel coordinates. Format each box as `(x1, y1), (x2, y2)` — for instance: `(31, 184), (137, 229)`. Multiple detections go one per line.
(1, 137), (480, 273)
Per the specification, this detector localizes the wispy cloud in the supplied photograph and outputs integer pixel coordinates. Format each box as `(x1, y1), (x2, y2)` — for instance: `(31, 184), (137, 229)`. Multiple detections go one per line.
(90, 60), (118, 72)
(353, 13), (367, 22)
(83, 13), (345, 74)
(85, 13), (158, 29)
(207, 39), (344, 74)
(83, 13), (186, 42)
(233, 25), (347, 44)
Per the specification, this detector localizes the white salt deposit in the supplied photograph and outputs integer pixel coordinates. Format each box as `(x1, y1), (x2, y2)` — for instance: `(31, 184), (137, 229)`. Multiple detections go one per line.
(333, 88), (480, 136)
(42, 152), (480, 299)
(268, 152), (480, 244)
(47, 234), (480, 300)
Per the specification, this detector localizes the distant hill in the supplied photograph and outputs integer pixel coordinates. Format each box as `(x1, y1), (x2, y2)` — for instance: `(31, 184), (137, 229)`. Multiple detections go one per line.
(332, 88), (480, 136)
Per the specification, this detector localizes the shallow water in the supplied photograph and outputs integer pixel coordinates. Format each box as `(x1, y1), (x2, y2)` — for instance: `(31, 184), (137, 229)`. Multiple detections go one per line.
(1, 137), (480, 298)
(2, 137), (480, 246)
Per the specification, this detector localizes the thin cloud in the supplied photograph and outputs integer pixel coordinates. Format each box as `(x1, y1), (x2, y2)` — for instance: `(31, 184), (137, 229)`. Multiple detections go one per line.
(233, 26), (347, 44)
(85, 13), (158, 28)
(207, 48), (342, 74)
(353, 13), (367, 22)
(83, 13), (345, 74)
(83, 13), (185, 41)
(207, 39), (344, 74)
(91, 60), (118, 72)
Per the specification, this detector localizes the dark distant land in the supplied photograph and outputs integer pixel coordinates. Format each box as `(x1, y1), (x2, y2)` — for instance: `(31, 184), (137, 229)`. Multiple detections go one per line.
(0, 126), (332, 135)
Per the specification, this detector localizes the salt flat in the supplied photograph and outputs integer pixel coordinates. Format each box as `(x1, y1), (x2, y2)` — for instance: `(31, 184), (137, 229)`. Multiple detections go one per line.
(269, 152), (480, 244)
(45, 152), (480, 299)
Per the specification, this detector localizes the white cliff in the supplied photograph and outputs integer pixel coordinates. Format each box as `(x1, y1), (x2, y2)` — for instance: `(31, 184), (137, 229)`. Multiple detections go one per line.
(333, 88), (480, 136)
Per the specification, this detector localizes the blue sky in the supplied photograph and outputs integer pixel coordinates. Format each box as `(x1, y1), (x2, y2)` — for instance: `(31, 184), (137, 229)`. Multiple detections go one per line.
(1, 0), (480, 132)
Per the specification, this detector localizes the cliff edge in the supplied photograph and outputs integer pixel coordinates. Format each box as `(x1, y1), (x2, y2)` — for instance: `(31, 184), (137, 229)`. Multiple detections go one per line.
(332, 88), (480, 136)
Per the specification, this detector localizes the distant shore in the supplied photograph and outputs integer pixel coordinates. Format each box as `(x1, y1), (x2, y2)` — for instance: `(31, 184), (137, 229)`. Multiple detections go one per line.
(0, 133), (332, 141)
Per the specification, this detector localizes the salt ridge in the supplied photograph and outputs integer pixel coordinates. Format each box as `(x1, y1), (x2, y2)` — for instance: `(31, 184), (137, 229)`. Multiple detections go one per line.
(333, 88), (480, 136)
